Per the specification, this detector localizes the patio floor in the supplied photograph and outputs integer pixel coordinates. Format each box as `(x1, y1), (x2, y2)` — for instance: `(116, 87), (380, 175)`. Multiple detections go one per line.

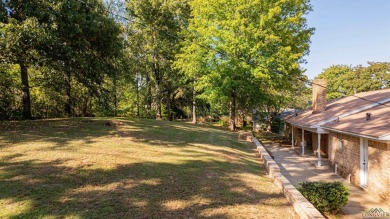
(263, 141), (389, 218)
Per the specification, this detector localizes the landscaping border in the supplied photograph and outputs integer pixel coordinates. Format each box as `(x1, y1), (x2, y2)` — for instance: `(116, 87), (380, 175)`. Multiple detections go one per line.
(250, 134), (324, 219)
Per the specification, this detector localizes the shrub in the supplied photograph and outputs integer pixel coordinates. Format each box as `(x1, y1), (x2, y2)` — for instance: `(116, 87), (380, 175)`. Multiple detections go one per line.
(298, 181), (349, 214)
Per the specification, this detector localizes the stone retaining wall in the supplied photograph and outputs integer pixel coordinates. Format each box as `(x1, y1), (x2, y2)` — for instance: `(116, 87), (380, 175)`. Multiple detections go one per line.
(252, 136), (324, 219)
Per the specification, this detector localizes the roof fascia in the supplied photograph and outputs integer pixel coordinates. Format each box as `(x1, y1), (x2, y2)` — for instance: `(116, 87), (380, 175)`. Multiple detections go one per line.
(379, 133), (390, 140)
(288, 122), (329, 134)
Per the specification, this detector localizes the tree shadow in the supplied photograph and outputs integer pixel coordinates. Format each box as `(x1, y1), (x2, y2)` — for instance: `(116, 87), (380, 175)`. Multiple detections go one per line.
(0, 118), (242, 150)
(1, 155), (291, 218)
(0, 118), (296, 218)
(0, 118), (116, 149)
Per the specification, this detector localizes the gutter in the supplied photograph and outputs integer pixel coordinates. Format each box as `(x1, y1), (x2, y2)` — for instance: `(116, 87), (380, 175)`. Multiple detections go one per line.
(379, 133), (390, 140)
(322, 126), (390, 142)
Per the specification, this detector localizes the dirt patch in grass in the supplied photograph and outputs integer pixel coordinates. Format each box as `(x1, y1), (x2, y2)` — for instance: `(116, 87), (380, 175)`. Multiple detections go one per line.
(0, 118), (298, 218)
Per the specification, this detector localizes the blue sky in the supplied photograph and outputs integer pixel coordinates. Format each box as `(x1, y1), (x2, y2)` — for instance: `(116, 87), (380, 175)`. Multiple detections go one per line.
(303, 0), (390, 79)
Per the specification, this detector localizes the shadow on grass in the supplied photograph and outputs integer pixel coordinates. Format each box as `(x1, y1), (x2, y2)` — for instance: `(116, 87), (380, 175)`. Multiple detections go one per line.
(0, 156), (289, 218)
(0, 118), (293, 218)
(0, 118), (239, 150)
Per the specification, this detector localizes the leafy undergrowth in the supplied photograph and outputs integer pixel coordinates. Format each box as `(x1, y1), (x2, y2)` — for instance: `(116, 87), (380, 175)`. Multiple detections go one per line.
(0, 118), (297, 218)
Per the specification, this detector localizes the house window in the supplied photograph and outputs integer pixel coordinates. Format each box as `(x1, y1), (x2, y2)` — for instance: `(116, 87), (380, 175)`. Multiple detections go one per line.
(337, 133), (343, 149)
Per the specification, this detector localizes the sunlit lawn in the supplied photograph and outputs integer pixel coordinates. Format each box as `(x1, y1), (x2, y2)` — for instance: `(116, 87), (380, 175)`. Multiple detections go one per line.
(0, 118), (297, 218)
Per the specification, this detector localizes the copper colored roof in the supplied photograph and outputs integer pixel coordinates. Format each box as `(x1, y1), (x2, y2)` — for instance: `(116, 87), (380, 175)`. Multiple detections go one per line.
(286, 89), (390, 127)
(322, 104), (390, 139)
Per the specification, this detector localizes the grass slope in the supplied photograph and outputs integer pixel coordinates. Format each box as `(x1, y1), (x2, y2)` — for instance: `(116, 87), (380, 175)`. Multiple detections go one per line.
(0, 118), (297, 218)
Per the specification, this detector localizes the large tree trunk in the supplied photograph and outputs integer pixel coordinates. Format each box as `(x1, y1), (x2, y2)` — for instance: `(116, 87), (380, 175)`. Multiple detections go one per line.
(152, 31), (162, 120)
(20, 62), (31, 119)
(136, 71), (140, 118)
(155, 82), (162, 120)
(192, 82), (196, 124)
(64, 70), (72, 116)
(228, 90), (236, 131)
(153, 53), (162, 120)
(146, 71), (152, 117)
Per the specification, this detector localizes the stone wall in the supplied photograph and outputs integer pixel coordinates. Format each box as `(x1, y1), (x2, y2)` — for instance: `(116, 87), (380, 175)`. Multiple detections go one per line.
(329, 131), (390, 205)
(253, 136), (325, 219)
(367, 140), (390, 205)
(292, 127), (303, 147)
(328, 132), (361, 186)
(304, 131), (313, 150)
(312, 133), (318, 153)
(312, 133), (329, 156)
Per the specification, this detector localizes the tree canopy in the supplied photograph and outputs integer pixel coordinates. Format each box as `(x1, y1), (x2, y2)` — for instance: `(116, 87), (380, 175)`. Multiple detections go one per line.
(175, 0), (313, 130)
(315, 62), (390, 100)
(1, 0), (318, 128)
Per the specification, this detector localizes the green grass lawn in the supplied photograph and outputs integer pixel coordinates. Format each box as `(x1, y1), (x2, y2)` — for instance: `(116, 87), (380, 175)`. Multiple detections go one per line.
(0, 118), (297, 218)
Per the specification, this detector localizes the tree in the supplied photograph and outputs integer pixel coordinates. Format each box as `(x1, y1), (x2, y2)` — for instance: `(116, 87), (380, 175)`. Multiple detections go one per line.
(315, 62), (390, 100)
(0, 0), (51, 119)
(126, 0), (189, 120)
(176, 0), (313, 130)
(46, 0), (124, 116)
(315, 65), (352, 99)
(343, 62), (390, 94)
(0, 63), (21, 120)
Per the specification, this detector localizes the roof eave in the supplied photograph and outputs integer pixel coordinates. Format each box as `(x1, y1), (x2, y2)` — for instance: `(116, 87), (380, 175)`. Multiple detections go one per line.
(322, 126), (390, 142)
(379, 133), (390, 140)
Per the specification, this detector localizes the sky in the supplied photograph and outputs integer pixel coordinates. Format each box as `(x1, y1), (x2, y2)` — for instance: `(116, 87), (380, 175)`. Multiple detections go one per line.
(303, 0), (390, 79)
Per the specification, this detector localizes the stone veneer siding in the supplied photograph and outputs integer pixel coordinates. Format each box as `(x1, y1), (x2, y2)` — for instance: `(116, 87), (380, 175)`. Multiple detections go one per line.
(367, 140), (390, 205)
(292, 127), (303, 147)
(312, 133), (329, 156)
(328, 131), (390, 205)
(328, 132), (361, 187)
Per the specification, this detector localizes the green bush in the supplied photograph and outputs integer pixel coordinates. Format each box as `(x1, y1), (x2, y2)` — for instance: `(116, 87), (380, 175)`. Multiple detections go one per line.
(298, 181), (349, 214)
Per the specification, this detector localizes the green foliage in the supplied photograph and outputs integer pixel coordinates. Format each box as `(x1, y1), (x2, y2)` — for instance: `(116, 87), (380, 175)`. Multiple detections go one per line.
(298, 181), (349, 214)
(126, 0), (190, 120)
(0, 0), (128, 119)
(270, 113), (284, 134)
(316, 65), (353, 99)
(315, 62), (390, 100)
(175, 0), (314, 128)
(0, 64), (22, 120)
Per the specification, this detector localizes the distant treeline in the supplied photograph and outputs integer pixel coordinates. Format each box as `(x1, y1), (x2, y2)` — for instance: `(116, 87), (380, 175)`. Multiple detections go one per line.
(1, 0), (316, 131)
(315, 62), (390, 100)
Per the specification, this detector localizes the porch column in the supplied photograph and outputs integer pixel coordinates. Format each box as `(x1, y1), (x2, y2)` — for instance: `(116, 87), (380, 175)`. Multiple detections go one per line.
(291, 126), (294, 147)
(317, 133), (321, 166)
(301, 129), (305, 155)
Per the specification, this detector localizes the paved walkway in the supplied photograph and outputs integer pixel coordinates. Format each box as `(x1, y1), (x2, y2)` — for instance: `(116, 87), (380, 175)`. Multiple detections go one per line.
(263, 142), (389, 219)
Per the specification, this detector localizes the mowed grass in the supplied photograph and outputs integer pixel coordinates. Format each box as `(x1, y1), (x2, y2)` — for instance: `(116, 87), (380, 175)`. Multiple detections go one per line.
(0, 118), (297, 219)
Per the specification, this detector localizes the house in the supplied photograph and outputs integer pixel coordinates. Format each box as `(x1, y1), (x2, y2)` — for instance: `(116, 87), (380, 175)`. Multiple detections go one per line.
(285, 79), (390, 206)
